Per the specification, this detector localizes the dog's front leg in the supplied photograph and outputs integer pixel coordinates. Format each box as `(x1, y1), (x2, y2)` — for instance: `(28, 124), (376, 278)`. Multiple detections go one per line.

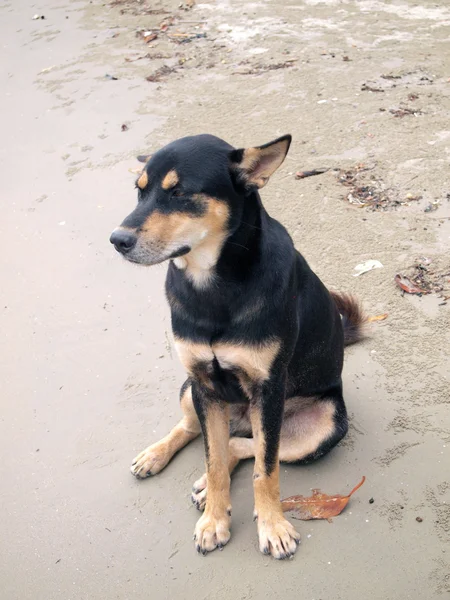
(192, 380), (231, 554)
(251, 376), (301, 559)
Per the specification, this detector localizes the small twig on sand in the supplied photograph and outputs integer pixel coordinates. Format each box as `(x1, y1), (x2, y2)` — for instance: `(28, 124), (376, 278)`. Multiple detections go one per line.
(295, 167), (330, 179)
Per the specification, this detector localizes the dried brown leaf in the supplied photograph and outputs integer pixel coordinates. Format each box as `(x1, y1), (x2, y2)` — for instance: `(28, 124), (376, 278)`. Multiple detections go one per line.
(143, 32), (158, 43)
(367, 313), (388, 322)
(281, 476), (365, 521)
(295, 168), (329, 179)
(394, 274), (428, 295)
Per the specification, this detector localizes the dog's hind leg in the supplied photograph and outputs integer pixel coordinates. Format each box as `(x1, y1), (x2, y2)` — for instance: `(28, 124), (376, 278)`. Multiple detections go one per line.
(279, 392), (348, 464)
(131, 379), (201, 478)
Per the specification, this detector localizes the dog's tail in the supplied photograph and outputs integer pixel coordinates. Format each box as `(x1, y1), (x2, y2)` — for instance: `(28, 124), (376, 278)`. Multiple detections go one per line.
(330, 291), (366, 346)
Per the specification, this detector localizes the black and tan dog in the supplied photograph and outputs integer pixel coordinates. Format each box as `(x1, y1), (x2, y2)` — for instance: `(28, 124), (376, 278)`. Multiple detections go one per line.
(110, 134), (364, 559)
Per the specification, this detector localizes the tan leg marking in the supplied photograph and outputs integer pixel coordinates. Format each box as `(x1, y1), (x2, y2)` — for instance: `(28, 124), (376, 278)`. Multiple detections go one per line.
(194, 403), (232, 554)
(250, 407), (300, 559)
(131, 385), (201, 478)
(192, 437), (254, 511)
(192, 398), (338, 512)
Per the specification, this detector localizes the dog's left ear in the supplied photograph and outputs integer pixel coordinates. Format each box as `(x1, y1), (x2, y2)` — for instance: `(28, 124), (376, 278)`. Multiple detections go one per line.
(229, 134), (291, 189)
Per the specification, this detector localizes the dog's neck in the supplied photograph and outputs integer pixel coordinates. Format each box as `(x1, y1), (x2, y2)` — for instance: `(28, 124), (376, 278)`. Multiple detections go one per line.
(173, 193), (263, 289)
(173, 233), (227, 288)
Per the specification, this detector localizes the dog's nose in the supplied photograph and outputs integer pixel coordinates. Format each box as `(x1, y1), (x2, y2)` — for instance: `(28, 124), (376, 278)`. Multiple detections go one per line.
(110, 229), (137, 253)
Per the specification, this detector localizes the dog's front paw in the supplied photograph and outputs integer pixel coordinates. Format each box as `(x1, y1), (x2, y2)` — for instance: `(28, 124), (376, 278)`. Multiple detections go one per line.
(256, 513), (300, 559)
(130, 442), (170, 478)
(191, 473), (207, 511)
(194, 511), (231, 555)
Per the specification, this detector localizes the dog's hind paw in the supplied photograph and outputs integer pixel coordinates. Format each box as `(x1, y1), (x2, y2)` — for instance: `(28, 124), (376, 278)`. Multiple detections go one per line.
(191, 487), (207, 511)
(191, 473), (207, 510)
(192, 473), (207, 493)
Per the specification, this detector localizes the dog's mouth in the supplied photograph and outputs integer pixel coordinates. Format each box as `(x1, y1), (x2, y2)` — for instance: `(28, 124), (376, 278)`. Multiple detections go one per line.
(121, 244), (191, 266)
(168, 245), (191, 259)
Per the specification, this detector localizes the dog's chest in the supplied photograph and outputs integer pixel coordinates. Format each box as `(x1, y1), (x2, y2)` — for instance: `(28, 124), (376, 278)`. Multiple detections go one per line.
(174, 338), (280, 386)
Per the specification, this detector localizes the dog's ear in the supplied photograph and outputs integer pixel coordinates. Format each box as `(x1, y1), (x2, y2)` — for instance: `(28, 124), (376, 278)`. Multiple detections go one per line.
(137, 154), (152, 163)
(132, 155), (152, 189)
(229, 135), (291, 189)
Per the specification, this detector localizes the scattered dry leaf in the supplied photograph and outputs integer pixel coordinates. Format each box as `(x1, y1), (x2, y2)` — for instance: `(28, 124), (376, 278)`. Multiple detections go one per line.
(395, 257), (450, 298)
(146, 65), (176, 82)
(367, 313), (388, 322)
(144, 32), (158, 43)
(136, 30), (158, 43)
(361, 83), (384, 92)
(295, 168), (329, 179)
(281, 476), (366, 521)
(111, 0), (170, 16)
(336, 164), (421, 210)
(233, 59), (297, 76)
(389, 107), (422, 118)
(159, 17), (174, 31)
(394, 274), (428, 295)
(179, 0), (195, 10)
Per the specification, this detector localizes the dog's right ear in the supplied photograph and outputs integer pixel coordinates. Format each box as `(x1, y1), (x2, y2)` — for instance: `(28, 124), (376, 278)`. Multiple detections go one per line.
(137, 154), (152, 163)
(229, 135), (291, 190)
(133, 155), (152, 189)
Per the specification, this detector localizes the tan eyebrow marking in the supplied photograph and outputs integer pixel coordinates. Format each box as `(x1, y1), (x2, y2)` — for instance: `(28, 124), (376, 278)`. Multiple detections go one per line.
(137, 171), (148, 190)
(161, 169), (179, 190)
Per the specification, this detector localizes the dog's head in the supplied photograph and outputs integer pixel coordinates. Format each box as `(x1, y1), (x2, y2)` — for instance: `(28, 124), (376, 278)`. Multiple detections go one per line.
(110, 134), (291, 268)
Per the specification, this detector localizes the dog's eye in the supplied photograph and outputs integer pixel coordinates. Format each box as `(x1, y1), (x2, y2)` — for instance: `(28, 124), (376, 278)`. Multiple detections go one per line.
(172, 189), (184, 198)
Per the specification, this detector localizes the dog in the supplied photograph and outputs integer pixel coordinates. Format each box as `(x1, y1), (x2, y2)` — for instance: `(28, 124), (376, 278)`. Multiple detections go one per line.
(110, 134), (364, 559)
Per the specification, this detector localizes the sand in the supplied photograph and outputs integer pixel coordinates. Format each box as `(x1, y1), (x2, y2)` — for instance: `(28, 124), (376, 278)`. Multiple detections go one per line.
(1, 0), (449, 598)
